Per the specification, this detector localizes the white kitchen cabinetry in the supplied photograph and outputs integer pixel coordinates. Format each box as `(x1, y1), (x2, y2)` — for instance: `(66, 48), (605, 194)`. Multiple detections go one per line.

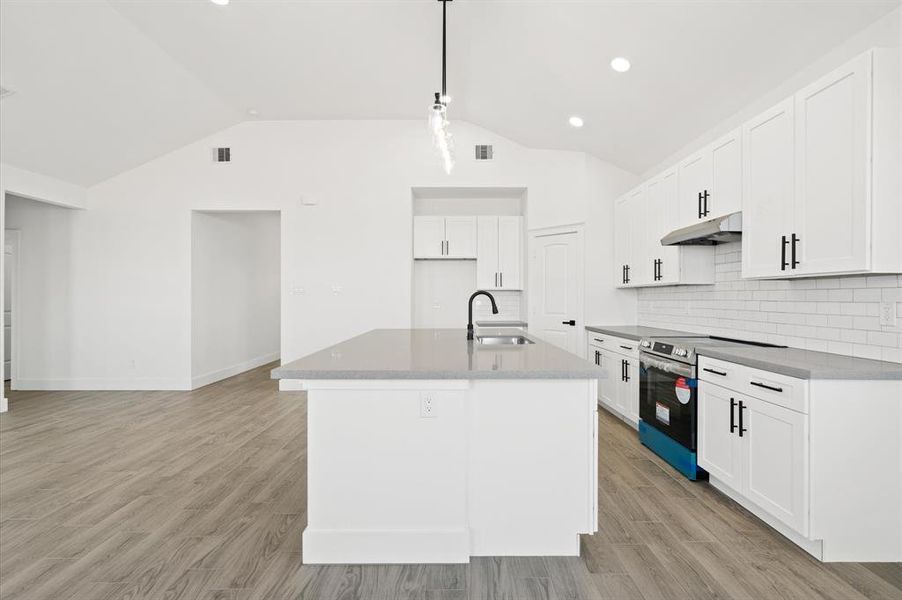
(477, 216), (522, 290)
(743, 49), (901, 279)
(677, 128), (742, 226)
(588, 334), (639, 427)
(413, 216), (477, 259)
(698, 356), (902, 562)
(613, 177), (715, 289)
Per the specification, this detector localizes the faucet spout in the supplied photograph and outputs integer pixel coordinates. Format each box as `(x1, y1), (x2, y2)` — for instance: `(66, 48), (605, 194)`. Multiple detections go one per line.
(467, 290), (499, 341)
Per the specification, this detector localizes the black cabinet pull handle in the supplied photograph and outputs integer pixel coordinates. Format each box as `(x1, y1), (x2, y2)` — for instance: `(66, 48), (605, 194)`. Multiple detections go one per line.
(594, 350), (600, 366)
(738, 400), (747, 436)
(703, 367), (727, 377)
(623, 360), (630, 382)
(562, 320), (576, 326)
(702, 190), (709, 217)
(791, 233), (799, 269)
(730, 398), (737, 433)
(594, 338), (604, 343)
(619, 345), (633, 351)
(622, 264), (626, 284)
(500, 272), (503, 287)
(625, 265), (630, 284)
(698, 191), (703, 219)
(750, 381), (783, 393)
(781, 235), (789, 270)
(621, 359), (626, 381)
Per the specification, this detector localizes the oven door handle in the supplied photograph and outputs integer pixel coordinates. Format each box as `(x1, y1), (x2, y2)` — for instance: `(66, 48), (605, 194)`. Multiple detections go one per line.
(639, 353), (695, 379)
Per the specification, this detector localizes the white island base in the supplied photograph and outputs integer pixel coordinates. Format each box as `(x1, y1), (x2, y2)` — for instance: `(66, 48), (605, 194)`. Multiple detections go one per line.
(282, 378), (598, 564)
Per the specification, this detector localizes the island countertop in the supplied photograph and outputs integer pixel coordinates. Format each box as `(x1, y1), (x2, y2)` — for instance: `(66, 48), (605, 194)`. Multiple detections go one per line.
(271, 328), (605, 380)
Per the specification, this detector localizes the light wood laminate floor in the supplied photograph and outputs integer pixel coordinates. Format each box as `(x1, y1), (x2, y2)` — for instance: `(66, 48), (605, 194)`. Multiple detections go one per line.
(1, 364), (900, 599)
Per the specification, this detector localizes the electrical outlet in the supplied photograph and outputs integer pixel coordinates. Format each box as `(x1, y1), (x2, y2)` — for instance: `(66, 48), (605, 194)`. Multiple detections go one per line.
(420, 394), (436, 418)
(879, 302), (897, 327)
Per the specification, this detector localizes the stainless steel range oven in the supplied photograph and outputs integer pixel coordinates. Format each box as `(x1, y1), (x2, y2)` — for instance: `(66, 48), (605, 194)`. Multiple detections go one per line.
(637, 335), (783, 481)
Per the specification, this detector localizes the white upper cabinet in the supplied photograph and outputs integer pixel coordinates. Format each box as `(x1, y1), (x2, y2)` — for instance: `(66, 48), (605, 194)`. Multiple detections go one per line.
(677, 128), (742, 225)
(614, 175), (715, 289)
(613, 195), (631, 287)
(678, 150), (713, 224)
(443, 217), (478, 258)
(476, 216), (522, 290)
(413, 216), (477, 259)
(646, 170), (681, 285)
(741, 98), (795, 279)
(710, 129), (743, 219)
(793, 52), (870, 275)
(413, 216), (446, 259)
(743, 49), (901, 279)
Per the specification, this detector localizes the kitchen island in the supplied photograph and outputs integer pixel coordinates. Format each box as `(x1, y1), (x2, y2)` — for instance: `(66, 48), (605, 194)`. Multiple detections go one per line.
(272, 328), (602, 564)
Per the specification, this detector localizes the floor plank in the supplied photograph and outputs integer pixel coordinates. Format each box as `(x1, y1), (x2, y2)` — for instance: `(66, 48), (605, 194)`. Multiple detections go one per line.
(1, 365), (899, 599)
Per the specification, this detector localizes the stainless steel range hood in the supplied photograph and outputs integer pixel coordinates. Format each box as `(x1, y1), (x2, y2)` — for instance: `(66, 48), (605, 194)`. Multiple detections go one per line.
(661, 212), (742, 246)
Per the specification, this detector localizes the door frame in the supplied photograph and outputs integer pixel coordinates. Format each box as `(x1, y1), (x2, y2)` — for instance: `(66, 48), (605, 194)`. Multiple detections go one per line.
(4, 229), (20, 391)
(527, 223), (585, 358)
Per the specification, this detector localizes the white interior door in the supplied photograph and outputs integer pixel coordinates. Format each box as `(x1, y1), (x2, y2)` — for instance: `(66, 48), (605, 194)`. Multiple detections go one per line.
(529, 227), (583, 355)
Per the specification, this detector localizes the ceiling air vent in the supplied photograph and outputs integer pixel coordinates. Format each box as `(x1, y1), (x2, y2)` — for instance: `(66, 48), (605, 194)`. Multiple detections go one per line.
(0, 86), (15, 100)
(212, 147), (231, 163)
(474, 145), (493, 160)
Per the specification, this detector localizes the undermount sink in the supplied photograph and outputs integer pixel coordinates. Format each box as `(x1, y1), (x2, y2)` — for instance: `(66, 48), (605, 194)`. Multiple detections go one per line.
(476, 335), (534, 346)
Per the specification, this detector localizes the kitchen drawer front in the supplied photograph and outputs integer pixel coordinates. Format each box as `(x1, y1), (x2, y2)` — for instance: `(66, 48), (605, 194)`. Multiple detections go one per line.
(699, 357), (808, 414)
(742, 367), (808, 415)
(600, 335), (640, 359)
(698, 356), (745, 391)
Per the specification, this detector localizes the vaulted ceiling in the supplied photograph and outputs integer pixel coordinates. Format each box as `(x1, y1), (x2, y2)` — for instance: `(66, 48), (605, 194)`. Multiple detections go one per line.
(1, 0), (898, 186)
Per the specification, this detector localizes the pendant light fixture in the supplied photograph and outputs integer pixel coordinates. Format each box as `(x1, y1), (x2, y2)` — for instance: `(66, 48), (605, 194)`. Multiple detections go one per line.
(429, 0), (454, 174)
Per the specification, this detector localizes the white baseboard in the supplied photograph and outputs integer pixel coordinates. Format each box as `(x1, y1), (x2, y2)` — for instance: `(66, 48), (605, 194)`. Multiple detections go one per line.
(191, 351), (280, 390)
(14, 378), (191, 391)
(302, 528), (469, 564)
(0, 396), (7, 413)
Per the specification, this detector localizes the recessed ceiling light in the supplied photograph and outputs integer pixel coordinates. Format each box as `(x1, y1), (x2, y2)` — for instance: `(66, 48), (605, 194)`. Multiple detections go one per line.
(568, 116), (584, 128)
(610, 57), (631, 73)
(210, 0), (229, 5)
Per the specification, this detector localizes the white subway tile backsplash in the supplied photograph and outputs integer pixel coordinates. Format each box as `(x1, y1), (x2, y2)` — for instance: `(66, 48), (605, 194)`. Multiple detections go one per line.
(637, 242), (902, 364)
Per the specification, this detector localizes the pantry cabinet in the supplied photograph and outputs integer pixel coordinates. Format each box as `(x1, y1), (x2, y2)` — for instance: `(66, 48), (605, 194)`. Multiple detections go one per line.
(742, 49), (901, 279)
(476, 216), (523, 290)
(413, 216), (477, 259)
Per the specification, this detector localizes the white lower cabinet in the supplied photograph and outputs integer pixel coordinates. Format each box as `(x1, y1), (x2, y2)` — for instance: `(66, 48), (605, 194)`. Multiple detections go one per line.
(589, 335), (639, 427)
(697, 383), (743, 491)
(699, 380), (808, 537)
(743, 396), (808, 536)
(698, 358), (902, 562)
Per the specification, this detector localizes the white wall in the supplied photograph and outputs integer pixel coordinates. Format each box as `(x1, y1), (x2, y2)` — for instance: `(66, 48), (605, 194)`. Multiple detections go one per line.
(4, 196), (78, 388)
(191, 211), (280, 388)
(0, 119), (631, 389)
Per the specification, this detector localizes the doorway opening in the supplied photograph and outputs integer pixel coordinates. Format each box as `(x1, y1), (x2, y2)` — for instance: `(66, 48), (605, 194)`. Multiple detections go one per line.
(190, 210), (281, 389)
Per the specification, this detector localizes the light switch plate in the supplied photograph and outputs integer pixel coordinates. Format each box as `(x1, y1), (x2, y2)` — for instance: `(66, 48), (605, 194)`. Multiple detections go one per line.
(879, 302), (897, 327)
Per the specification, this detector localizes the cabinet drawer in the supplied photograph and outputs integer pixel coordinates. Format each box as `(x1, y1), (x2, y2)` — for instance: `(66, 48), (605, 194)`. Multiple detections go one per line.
(699, 356), (808, 414)
(698, 356), (745, 390)
(742, 367), (808, 415)
(600, 335), (639, 359)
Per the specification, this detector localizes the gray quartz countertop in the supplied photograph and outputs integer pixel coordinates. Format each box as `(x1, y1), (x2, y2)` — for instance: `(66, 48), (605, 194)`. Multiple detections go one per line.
(698, 346), (902, 380)
(475, 320), (528, 328)
(584, 325), (698, 341)
(272, 328), (604, 380)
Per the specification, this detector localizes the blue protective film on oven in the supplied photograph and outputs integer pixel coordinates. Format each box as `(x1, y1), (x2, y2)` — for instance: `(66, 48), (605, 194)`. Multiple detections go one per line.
(639, 420), (707, 481)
